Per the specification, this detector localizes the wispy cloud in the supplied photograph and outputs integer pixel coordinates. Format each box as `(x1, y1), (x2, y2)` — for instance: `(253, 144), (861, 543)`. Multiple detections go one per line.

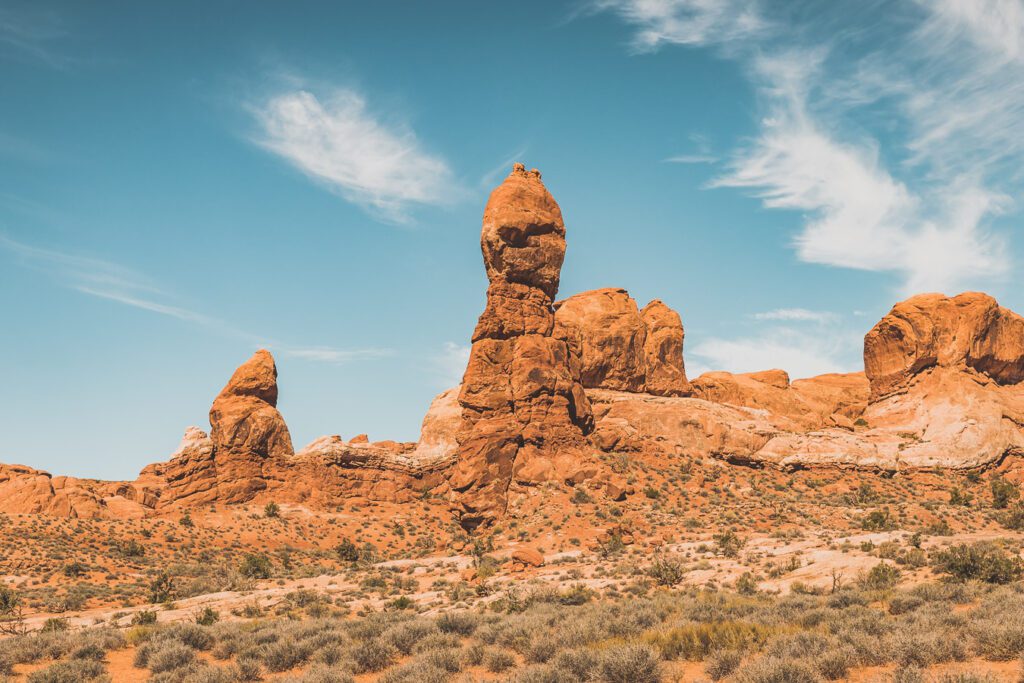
(1, 234), (392, 365)
(597, 0), (1021, 294)
(283, 346), (393, 364)
(689, 325), (861, 380)
(251, 88), (456, 223)
(430, 341), (470, 388)
(752, 307), (837, 324)
(664, 154), (717, 164)
(0, 6), (70, 68)
(594, 0), (768, 52)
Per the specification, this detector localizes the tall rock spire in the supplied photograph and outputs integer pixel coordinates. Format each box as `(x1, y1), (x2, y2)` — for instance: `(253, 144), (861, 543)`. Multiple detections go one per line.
(449, 164), (593, 529)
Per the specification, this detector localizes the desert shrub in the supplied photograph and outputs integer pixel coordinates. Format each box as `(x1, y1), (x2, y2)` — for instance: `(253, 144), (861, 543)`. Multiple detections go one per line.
(969, 605), (1024, 660)
(816, 647), (854, 679)
(418, 645), (463, 673)
(861, 563), (901, 591)
(861, 509), (894, 531)
(932, 542), (1024, 583)
(27, 659), (108, 683)
(436, 610), (479, 635)
(264, 502), (280, 518)
(891, 668), (926, 683)
(335, 538), (360, 563)
(262, 639), (313, 672)
(1000, 504), (1024, 530)
(352, 638), (396, 673)
(71, 643), (107, 661)
(551, 647), (599, 680)
(379, 661), (449, 683)
(991, 478), (1019, 509)
(646, 621), (778, 660)
(132, 610), (158, 625)
(239, 554), (273, 580)
(194, 607), (219, 626)
(647, 555), (687, 587)
(597, 643), (662, 683)
(736, 572), (759, 595)
(284, 663), (354, 683)
(147, 642), (197, 673)
(714, 531), (745, 558)
(733, 656), (819, 683)
(384, 619), (437, 655)
(705, 649), (742, 680)
(148, 572), (176, 604)
(232, 658), (263, 682)
(484, 646), (516, 672)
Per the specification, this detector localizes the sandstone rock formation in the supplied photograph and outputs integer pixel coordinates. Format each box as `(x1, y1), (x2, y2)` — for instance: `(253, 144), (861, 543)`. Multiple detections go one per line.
(553, 288), (691, 397)
(596, 292), (1024, 472)
(209, 350), (294, 459)
(691, 370), (868, 431)
(865, 292), (1024, 399)
(449, 164), (595, 529)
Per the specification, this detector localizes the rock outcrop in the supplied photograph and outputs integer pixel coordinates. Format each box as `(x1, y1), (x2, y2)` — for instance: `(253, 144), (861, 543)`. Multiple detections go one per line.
(865, 292), (1024, 399)
(553, 288), (691, 397)
(449, 164), (595, 529)
(209, 350), (294, 459)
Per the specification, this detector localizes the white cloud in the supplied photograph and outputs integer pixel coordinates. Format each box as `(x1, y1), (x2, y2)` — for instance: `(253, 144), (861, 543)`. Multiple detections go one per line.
(283, 346), (393, 364)
(431, 341), (470, 388)
(1, 235), (391, 365)
(664, 154), (717, 164)
(690, 325), (861, 380)
(252, 89), (455, 223)
(594, 0), (768, 52)
(599, 1), (1021, 294)
(752, 308), (837, 324)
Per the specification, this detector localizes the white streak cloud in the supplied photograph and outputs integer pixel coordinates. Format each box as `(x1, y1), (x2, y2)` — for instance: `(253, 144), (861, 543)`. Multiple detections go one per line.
(252, 89), (455, 223)
(594, 0), (768, 52)
(752, 308), (837, 324)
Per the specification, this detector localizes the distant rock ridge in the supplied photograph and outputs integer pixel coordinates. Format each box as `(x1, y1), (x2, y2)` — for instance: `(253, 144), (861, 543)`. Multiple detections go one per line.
(5, 167), (1024, 521)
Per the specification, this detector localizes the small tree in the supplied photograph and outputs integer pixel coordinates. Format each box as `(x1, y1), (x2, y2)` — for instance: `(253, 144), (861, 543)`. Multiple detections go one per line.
(335, 538), (360, 563)
(647, 554), (687, 587)
(148, 571), (176, 604)
(264, 501), (280, 518)
(0, 585), (25, 635)
(861, 562), (900, 591)
(239, 553), (273, 580)
(991, 477), (1020, 510)
(713, 531), (745, 558)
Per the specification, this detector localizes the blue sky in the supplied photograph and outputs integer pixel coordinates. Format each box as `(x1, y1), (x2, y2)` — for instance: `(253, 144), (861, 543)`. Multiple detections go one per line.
(3, 0), (1022, 479)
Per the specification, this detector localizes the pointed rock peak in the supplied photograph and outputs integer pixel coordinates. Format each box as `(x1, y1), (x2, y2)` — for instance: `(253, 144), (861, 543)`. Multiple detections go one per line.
(217, 349), (279, 406)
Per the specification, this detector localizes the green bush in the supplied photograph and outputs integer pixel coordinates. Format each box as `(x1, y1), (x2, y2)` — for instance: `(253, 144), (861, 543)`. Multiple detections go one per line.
(932, 542), (1024, 583)
(239, 553), (273, 580)
(990, 478), (1019, 509)
(861, 562), (900, 591)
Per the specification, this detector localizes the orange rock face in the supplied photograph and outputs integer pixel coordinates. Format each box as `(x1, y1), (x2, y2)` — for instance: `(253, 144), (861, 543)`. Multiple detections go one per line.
(449, 164), (595, 529)
(554, 288), (692, 397)
(865, 292), (1024, 399)
(209, 349), (294, 459)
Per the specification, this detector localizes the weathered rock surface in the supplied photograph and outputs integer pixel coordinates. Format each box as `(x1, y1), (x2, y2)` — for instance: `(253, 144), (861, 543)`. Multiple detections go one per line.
(554, 288), (691, 396)
(865, 292), (1024, 400)
(449, 164), (596, 529)
(597, 292), (1024, 472)
(691, 370), (868, 431)
(209, 350), (294, 459)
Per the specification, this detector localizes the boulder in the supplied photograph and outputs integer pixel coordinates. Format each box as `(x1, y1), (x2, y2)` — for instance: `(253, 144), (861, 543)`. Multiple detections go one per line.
(511, 547), (545, 567)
